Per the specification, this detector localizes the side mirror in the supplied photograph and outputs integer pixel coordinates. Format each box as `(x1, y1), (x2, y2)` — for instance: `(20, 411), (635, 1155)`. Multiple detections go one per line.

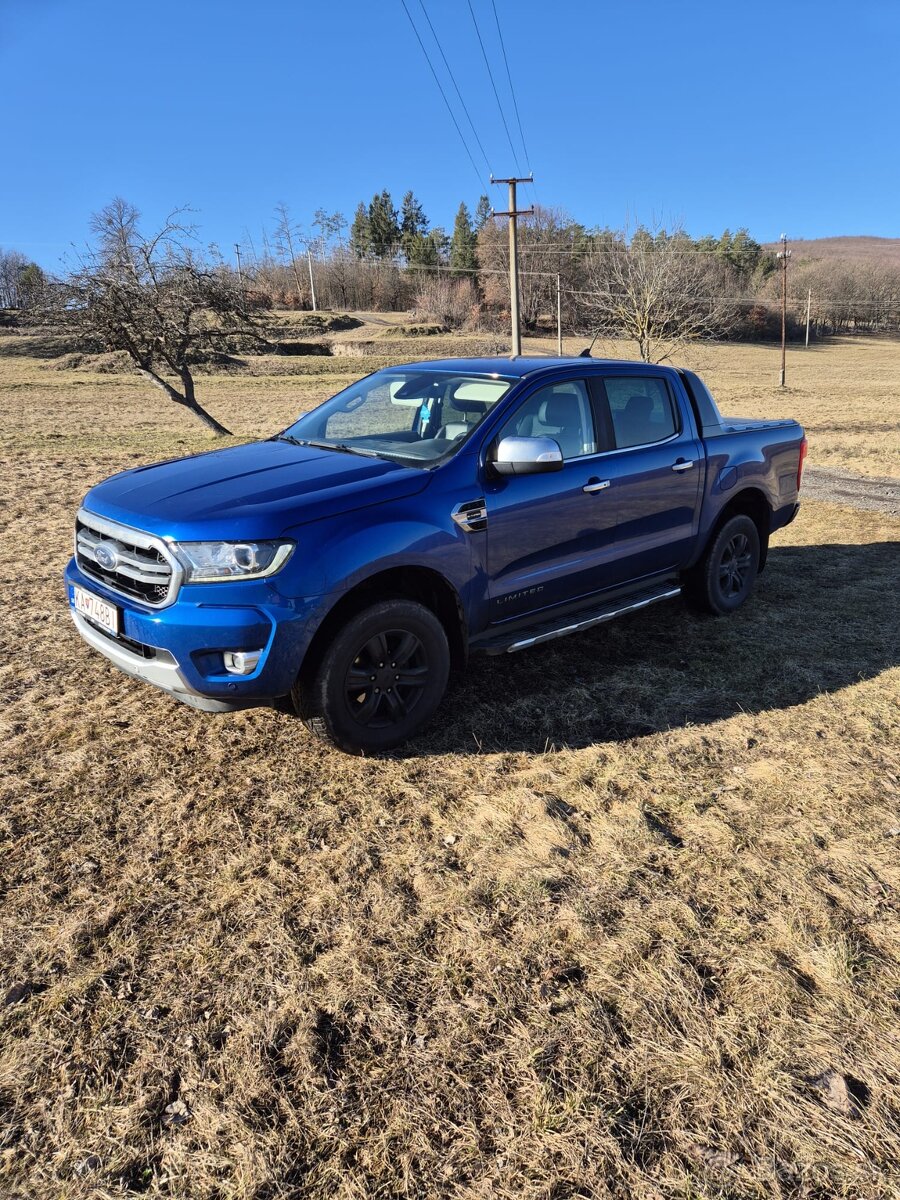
(492, 435), (564, 476)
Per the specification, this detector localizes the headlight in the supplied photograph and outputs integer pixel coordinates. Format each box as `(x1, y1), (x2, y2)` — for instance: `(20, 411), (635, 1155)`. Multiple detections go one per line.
(173, 540), (295, 583)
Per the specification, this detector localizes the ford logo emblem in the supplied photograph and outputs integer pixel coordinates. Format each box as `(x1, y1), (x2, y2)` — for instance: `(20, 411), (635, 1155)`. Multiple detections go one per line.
(94, 542), (120, 571)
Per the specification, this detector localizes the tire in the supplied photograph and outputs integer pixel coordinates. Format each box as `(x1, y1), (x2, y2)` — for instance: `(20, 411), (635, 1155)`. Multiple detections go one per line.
(297, 599), (450, 754)
(686, 514), (761, 616)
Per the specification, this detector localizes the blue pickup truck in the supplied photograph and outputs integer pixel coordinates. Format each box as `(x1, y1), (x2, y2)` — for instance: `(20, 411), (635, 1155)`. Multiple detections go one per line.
(66, 357), (806, 752)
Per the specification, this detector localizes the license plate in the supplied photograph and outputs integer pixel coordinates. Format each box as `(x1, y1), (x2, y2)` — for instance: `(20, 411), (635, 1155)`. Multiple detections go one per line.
(73, 585), (120, 636)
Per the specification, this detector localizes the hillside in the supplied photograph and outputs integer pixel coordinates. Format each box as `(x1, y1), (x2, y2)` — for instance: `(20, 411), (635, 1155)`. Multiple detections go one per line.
(763, 235), (900, 264)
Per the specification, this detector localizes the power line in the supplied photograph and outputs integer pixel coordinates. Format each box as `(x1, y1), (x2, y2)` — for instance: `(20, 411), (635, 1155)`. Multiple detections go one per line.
(489, 0), (536, 205)
(417, 0), (493, 180)
(402, 263), (899, 309)
(272, 255), (900, 316)
(349, 241), (789, 258)
(399, 0), (485, 192)
(465, 0), (523, 175)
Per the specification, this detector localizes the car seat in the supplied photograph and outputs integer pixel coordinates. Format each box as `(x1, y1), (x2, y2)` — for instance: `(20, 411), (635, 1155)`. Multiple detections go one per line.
(534, 389), (588, 458)
(618, 394), (655, 445)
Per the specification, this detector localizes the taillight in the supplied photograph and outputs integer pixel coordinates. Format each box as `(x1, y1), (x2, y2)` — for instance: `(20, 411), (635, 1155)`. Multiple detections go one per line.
(797, 435), (808, 491)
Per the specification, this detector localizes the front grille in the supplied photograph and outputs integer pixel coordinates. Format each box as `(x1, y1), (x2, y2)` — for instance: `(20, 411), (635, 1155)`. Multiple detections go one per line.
(75, 510), (180, 608)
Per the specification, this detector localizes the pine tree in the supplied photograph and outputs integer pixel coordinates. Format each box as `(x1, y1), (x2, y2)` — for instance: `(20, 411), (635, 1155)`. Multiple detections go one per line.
(368, 190), (400, 259)
(473, 194), (492, 232)
(400, 191), (429, 261)
(349, 202), (370, 259)
(408, 229), (447, 269)
(449, 202), (477, 276)
(729, 228), (763, 277)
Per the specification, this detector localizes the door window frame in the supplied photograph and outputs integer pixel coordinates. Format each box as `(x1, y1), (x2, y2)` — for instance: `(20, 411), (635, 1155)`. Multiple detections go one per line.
(491, 376), (601, 463)
(590, 374), (683, 453)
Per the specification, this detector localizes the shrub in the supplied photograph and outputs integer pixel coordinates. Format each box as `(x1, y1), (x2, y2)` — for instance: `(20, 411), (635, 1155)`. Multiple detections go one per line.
(412, 276), (478, 330)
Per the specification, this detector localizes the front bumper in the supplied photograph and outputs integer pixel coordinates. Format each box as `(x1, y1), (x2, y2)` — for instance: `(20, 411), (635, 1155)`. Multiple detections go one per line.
(65, 557), (333, 712)
(69, 609), (238, 711)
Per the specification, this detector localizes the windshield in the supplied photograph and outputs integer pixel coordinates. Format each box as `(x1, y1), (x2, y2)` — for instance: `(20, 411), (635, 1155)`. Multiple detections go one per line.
(279, 368), (515, 466)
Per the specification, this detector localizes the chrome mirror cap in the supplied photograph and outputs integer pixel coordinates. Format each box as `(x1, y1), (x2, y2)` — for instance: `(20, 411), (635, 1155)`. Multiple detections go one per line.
(492, 435), (564, 476)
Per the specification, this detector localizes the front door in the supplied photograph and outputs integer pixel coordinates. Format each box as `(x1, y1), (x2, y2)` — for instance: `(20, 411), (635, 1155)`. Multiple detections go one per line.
(484, 379), (618, 622)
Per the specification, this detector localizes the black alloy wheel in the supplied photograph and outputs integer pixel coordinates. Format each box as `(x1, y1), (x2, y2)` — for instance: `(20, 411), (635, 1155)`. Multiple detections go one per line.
(343, 629), (429, 729)
(297, 599), (450, 754)
(687, 513), (761, 615)
(718, 530), (754, 599)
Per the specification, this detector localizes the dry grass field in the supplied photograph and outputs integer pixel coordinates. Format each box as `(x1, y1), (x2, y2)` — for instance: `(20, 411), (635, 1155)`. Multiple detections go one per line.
(1, 327), (899, 1199)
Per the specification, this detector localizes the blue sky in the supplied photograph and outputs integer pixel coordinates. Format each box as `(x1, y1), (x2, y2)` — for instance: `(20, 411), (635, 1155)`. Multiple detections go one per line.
(4, 0), (899, 268)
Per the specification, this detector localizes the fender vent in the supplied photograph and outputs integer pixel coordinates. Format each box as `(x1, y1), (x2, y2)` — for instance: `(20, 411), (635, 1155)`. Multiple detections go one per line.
(451, 498), (488, 534)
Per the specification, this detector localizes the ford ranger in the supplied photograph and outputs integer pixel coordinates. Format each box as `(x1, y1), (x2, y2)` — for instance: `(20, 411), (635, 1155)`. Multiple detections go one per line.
(66, 357), (807, 752)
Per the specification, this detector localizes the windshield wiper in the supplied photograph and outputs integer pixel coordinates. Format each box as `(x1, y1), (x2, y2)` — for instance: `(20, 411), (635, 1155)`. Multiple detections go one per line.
(276, 436), (385, 459)
(326, 442), (386, 459)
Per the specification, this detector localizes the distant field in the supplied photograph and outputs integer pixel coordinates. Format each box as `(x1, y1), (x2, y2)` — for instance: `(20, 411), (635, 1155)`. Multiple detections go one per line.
(2, 324), (898, 478)
(533, 334), (900, 480)
(1, 325), (899, 1198)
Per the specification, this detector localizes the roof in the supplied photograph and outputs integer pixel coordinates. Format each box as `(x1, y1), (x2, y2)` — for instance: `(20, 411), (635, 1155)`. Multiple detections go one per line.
(385, 356), (672, 379)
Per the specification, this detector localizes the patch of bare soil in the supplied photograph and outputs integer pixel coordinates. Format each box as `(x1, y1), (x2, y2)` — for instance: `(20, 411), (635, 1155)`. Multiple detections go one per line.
(803, 465), (899, 515)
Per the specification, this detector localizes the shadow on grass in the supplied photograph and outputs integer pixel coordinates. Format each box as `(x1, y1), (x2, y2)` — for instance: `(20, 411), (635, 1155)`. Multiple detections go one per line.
(0, 332), (88, 358)
(417, 540), (900, 754)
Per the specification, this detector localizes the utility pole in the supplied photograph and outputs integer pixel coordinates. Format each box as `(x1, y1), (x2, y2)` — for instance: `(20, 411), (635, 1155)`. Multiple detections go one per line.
(491, 175), (534, 357)
(805, 287), (812, 348)
(306, 247), (318, 312)
(777, 233), (791, 386)
(234, 243), (245, 308)
(556, 273), (563, 355)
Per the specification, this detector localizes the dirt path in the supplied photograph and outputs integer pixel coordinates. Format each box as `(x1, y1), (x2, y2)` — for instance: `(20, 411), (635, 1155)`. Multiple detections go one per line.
(803, 465), (900, 516)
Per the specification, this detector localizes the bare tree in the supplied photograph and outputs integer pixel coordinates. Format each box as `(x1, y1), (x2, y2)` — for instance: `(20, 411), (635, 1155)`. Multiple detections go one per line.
(311, 207), (347, 257)
(477, 205), (591, 332)
(0, 249), (45, 309)
(582, 224), (734, 362)
(63, 199), (261, 435)
(273, 202), (308, 305)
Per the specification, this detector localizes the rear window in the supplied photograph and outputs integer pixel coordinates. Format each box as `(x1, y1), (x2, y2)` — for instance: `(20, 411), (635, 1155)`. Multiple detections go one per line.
(604, 377), (678, 449)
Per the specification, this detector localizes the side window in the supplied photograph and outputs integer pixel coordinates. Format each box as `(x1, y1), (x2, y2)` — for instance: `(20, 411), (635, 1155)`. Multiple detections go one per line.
(498, 380), (596, 461)
(604, 377), (678, 449)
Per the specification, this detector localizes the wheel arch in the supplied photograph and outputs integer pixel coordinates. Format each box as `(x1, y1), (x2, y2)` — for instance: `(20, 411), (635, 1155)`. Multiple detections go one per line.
(297, 565), (467, 693)
(708, 487), (772, 571)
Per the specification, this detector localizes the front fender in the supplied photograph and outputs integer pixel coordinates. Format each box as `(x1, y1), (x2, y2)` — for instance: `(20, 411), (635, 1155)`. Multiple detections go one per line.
(327, 521), (474, 593)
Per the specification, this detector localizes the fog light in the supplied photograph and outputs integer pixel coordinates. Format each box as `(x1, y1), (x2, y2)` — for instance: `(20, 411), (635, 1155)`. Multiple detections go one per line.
(223, 649), (263, 675)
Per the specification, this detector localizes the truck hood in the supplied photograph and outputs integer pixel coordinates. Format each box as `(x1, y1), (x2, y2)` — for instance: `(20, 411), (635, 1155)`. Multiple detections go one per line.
(83, 439), (432, 541)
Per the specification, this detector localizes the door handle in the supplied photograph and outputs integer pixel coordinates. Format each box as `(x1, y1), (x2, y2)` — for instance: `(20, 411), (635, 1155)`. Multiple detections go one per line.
(671, 459), (694, 472)
(583, 478), (611, 494)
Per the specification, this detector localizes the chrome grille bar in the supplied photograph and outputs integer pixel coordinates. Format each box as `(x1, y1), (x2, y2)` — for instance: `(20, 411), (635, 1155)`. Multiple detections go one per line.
(75, 508), (183, 608)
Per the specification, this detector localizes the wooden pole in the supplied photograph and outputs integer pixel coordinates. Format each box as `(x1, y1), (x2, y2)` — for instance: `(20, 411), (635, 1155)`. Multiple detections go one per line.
(307, 248), (317, 312)
(805, 287), (811, 348)
(778, 234), (791, 386)
(556, 273), (563, 355)
(234, 243), (245, 308)
(491, 175), (534, 357)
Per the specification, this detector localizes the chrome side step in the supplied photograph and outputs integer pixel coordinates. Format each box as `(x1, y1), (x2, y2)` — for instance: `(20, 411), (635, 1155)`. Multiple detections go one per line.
(483, 584), (682, 655)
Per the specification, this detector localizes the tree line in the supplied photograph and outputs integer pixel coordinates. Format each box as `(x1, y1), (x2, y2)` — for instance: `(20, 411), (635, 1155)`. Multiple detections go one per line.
(4, 192), (900, 435)
(217, 189), (900, 346)
(6, 191), (898, 346)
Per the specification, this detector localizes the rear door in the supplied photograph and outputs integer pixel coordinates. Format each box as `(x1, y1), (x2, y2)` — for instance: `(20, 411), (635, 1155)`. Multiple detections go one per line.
(591, 372), (703, 585)
(484, 377), (618, 622)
